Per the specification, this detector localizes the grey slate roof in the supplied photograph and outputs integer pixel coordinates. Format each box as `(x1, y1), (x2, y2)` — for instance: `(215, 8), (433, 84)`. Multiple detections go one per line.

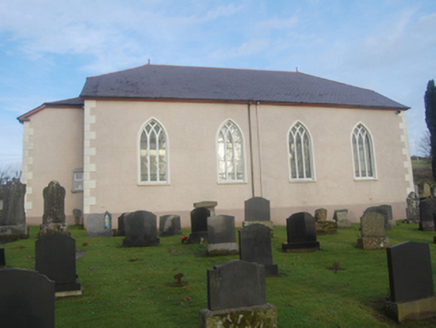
(44, 97), (84, 107)
(80, 64), (408, 110)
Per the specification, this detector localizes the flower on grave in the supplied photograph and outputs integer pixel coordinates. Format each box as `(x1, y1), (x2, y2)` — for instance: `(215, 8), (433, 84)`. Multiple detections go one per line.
(181, 235), (190, 244)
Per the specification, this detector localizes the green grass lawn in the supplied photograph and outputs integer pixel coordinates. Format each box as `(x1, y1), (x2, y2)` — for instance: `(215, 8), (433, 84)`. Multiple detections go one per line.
(3, 223), (436, 327)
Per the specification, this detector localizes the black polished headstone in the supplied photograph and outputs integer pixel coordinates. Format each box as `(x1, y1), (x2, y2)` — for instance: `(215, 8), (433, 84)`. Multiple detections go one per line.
(116, 212), (129, 236)
(282, 212), (320, 252)
(239, 224), (278, 276)
(245, 197), (270, 221)
(122, 210), (160, 247)
(35, 233), (81, 292)
(189, 207), (210, 243)
(0, 269), (55, 328)
(159, 215), (182, 236)
(419, 199), (435, 231)
(387, 241), (434, 303)
(207, 260), (266, 311)
(0, 248), (5, 266)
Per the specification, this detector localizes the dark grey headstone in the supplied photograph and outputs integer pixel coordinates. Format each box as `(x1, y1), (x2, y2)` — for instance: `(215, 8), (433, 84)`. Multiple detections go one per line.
(86, 212), (112, 237)
(0, 269), (55, 328)
(207, 260), (266, 311)
(159, 215), (182, 236)
(189, 207), (210, 243)
(387, 241), (434, 303)
(35, 233), (81, 292)
(239, 224), (278, 276)
(122, 211), (160, 247)
(364, 205), (393, 230)
(245, 197), (270, 222)
(207, 215), (236, 244)
(406, 192), (420, 223)
(419, 199), (435, 231)
(282, 212), (320, 252)
(0, 248), (5, 266)
(117, 212), (129, 236)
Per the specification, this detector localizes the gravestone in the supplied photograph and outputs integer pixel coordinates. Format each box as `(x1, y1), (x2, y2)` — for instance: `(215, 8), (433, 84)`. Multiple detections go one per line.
(189, 207), (210, 243)
(116, 212), (129, 236)
(193, 201), (217, 216)
(364, 205), (394, 230)
(0, 269), (55, 328)
(73, 208), (83, 225)
(357, 211), (389, 250)
(239, 223), (278, 276)
(406, 191), (420, 223)
(38, 181), (70, 237)
(159, 214), (182, 237)
(86, 211), (112, 237)
(420, 182), (432, 198)
(315, 208), (337, 235)
(35, 233), (81, 296)
(122, 211), (160, 247)
(206, 215), (238, 256)
(242, 197), (274, 230)
(282, 212), (320, 252)
(199, 260), (277, 327)
(419, 199), (435, 231)
(0, 178), (29, 242)
(384, 242), (436, 322)
(0, 248), (5, 266)
(333, 209), (352, 228)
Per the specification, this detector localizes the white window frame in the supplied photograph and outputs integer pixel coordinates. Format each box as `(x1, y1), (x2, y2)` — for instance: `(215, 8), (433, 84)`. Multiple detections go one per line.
(217, 119), (246, 183)
(351, 123), (376, 180)
(138, 118), (169, 185)
(287, 121), (315, 181)
(71, 168), (84, 193)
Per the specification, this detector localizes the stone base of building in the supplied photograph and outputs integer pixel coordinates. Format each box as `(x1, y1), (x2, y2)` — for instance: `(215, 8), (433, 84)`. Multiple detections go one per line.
(189, 231), (208, 243)
(199, 303), (277, 328)
(315, 221), (338, 235)
(356, 236), (389, 250)
(206, 242), (239, 256)
(242, 221), (274, 230)
(0, 225), (29, 243)
(38, 223), (70, 238)
(282, 241), (320, 253)
(384, 296), (436, 322)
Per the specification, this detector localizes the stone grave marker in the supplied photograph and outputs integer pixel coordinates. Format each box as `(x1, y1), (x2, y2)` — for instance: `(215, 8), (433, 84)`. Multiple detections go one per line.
(333, 209), (352, 228)
(86, 211), (112, 237)
(38, 181), (70, 237)
(0, 248), (5, 266)
(420, 182), (432, 198)
(0, 178), (29, 242)
(357, 211), (389, 250)
(189, 207), (210, 243)
(193, 201), (217, 216)
(419, 199), (435, 231)
(315, 208), (337, 234)
(116, 212), (129, 236)
(159, 214), (182, 237)
(239, 223), (278, 276)
(242, 197), (274, 229)
(0, 268), (55, 328)
(35, 233), (81, 296)
(364, 205), (394, 230)
(73, 208), (83, 225)
(384, 241), (436, 321)
(122, 210), (160, 247)
(406, 191), (420, 224)
(282, 212), (320, 252)
(199, 260), (277, 327)
(206, 215), (238, 256)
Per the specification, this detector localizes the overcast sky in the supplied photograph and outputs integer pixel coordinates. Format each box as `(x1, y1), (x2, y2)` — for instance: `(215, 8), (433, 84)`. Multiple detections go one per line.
(1, 0), (435, 171)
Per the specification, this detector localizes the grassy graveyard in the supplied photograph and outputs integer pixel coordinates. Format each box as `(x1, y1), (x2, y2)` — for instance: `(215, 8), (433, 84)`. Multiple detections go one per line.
(3, 222), (436, 327)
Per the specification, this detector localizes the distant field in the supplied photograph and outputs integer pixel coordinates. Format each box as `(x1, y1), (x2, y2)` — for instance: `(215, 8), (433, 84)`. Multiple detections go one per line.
(412, 157), (433, 185)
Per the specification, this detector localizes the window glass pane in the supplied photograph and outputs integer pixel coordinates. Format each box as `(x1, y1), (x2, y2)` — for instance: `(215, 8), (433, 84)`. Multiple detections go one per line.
(218, 121), (244, 181)
(289, 122), (313, 180)
(140, 120), (167, 183)
(303, 134), (311, 178)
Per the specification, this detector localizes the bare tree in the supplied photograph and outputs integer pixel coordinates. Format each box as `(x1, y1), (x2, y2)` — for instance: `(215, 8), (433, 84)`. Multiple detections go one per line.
(0, 164), (22, 185)
(419, 130), (432, 158)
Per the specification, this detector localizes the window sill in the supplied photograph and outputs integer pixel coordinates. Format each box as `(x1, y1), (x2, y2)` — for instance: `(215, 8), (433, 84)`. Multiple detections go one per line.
(137, 182), (170, 186)
(217, 180), (247, 185)
(354, 177), (378, 182)
(289, 179), (316, 183)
